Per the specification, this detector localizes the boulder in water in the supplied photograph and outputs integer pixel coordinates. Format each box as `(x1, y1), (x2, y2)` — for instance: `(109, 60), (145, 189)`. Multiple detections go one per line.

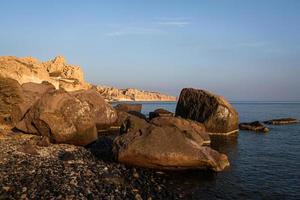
(239, 121), (269, 133)
(175, 88), (239, 135)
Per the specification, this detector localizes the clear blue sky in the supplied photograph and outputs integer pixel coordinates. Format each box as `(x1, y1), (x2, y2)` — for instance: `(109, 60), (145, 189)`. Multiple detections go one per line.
(1, 0), (300, 101)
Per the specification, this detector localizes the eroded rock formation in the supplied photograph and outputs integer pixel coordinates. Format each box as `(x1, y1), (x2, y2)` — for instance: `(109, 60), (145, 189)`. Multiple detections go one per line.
(0, 56), (90, 91)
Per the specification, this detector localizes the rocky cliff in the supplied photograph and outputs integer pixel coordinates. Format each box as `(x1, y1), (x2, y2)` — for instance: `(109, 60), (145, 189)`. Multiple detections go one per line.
(0, 56), (176, 101)
(96, 86), (176, 102)
(0, 56), (91, 91)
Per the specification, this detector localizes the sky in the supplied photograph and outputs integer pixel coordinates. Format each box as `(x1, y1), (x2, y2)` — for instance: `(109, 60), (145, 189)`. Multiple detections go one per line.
(0, 0), (300, 101)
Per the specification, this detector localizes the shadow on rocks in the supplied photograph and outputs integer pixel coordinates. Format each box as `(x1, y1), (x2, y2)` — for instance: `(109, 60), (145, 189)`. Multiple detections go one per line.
(86, 136), (115, 162)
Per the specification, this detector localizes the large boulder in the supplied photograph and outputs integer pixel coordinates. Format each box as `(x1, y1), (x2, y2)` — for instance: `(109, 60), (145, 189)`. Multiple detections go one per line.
(71, 89), (117, 130)
(16, 89), (97, 146)
(175, 88), (239, 135)
(113, 123), (229, 172)
(150, 116), (210, 145)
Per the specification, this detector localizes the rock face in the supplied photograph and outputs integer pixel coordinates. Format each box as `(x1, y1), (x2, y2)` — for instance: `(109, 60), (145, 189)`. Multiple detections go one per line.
(0, 77), (24, 124)
(149, 108), (174, 120)
(0, 56), (90, 91)
(239, 121), (269, 133)
(175, 88), (239, 135)
(71, 89), (117, 130)
(16, 89), (97, 146)
(264, 118), (299, 125)
(150, 117), (210, 145)
(0, 77), (57, 125)
(96, 86), (177, 102)
(114, 116), (229, 171)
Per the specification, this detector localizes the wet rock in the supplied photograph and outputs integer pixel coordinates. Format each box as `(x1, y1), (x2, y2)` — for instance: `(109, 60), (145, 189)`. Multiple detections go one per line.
(239, 121), (269, 133)
(175, 88), (239, 135)
(149, 108), (174, 120)
(263, 118), (299, 125)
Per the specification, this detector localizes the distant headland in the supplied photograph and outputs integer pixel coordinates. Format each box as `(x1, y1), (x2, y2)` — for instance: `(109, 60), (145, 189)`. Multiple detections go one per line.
(0, 56), (176, 102)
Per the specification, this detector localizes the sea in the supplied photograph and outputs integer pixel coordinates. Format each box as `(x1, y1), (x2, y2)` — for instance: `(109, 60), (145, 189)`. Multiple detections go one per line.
(118, 101), (300, 199)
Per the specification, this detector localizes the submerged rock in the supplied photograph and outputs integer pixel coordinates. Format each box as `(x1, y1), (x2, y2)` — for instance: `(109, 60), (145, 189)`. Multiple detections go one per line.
(239, 121), (269, 133)
(175, 88), (239, 135)
(263, 118), (299, 125)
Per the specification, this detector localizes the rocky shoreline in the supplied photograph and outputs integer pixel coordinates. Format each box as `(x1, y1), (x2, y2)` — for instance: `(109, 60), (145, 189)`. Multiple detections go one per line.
(1, 55), (299, 199)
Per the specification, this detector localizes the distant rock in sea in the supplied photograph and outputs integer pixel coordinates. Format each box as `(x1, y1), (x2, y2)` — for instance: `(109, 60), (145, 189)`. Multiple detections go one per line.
(0, 55), (176, 102)
(264, 118), (299, 125)
(239, 121), (269, 133)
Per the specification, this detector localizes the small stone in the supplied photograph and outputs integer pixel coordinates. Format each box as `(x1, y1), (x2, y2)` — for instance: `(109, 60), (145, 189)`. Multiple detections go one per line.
(2, 186), (10, 192)
(20, 193), (27, 199)
(22, 187), (27, 192)
(135, 194), (143, 200)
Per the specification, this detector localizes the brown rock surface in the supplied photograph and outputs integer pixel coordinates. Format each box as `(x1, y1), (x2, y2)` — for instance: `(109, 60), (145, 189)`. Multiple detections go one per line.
(175, 88), (239, 135)
(150, 116), (210, 145)
(239, 121), (269, 133)
(71, 89), (117, 130)
(16, 89), (97, 146)
(0, 77), (24, 124)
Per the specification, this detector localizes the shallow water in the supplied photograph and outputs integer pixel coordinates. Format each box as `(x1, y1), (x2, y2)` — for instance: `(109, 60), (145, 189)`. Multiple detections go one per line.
(134, 102), (300, 199)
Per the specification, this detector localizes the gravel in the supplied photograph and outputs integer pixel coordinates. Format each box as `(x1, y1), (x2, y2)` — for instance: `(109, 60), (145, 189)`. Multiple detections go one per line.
(0, 129), (184, 200)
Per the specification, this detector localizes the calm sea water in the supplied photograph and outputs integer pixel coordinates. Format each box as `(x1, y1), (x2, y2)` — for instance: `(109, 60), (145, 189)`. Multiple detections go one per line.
(132, 102), (300, 199)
